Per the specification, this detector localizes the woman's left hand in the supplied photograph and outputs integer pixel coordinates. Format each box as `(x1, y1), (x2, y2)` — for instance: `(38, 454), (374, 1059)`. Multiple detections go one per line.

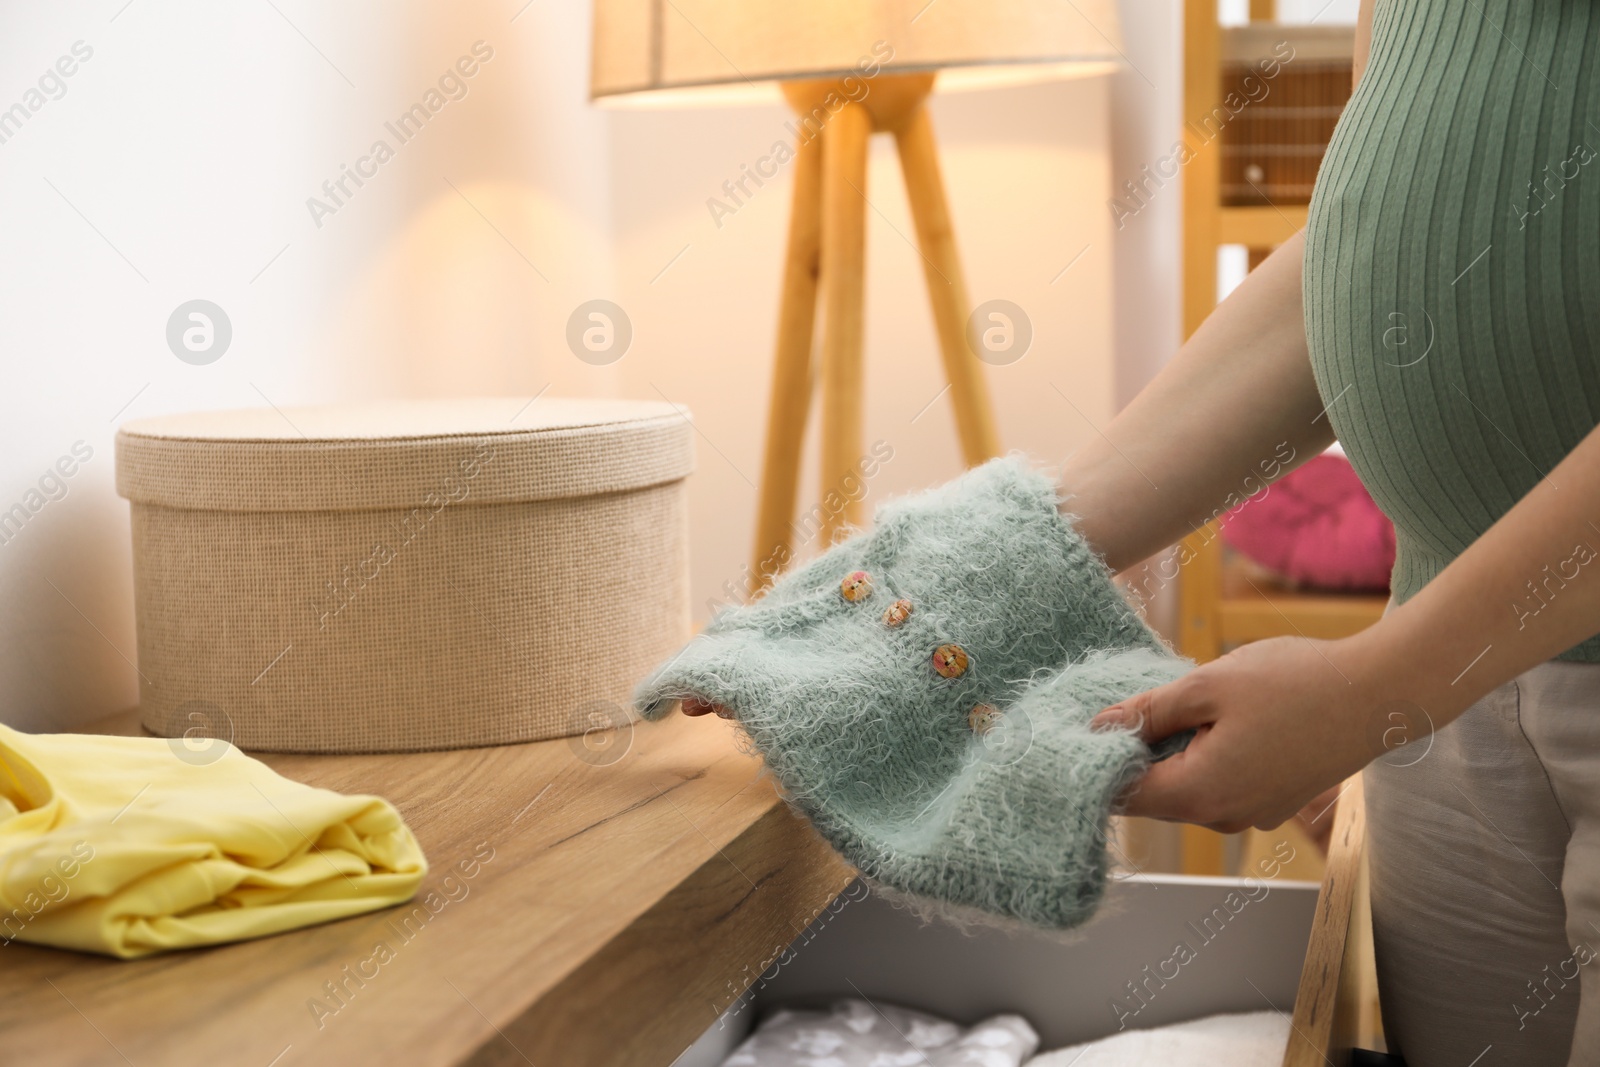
(681, 697), (735, 719)
(1090, 634), (1392, 833)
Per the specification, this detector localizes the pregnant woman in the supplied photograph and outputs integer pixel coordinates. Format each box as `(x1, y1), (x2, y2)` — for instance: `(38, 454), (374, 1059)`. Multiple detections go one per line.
(1076, 2), (1600, 1063)
(685, 1), (1600, 1062)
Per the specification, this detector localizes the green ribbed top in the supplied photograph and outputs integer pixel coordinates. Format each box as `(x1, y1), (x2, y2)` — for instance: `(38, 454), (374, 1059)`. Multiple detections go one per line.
(1305, 0), (1600, 660)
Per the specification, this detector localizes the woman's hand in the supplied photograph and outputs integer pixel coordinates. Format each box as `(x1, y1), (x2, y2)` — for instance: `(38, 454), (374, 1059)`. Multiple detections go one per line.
(681, 697), (735, 719)
(1100, 416), (1600, 834)
(1294, 785), (1342, 856)
(1090, 635), (1389, 833)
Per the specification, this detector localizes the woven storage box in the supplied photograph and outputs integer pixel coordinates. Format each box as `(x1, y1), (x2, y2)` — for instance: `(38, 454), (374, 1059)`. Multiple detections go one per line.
(115, 397), (693, 754)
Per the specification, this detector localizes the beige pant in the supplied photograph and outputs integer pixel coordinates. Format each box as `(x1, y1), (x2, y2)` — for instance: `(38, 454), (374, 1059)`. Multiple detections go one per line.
(1366, 659), (1600, 1067)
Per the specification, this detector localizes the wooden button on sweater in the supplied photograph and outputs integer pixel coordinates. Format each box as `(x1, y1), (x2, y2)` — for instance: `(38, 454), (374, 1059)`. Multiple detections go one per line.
(932, 643), (968, 678)
(968, 704), (1001, 735)
(839, 570), (873, 602)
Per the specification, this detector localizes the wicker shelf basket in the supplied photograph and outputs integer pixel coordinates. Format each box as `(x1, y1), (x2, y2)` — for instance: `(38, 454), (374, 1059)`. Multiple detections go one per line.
(1219, 24), (1355, 208)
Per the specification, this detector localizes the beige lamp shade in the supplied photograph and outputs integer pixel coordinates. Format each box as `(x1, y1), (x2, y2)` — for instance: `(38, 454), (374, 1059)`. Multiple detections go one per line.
(590, 0), (1125, 106)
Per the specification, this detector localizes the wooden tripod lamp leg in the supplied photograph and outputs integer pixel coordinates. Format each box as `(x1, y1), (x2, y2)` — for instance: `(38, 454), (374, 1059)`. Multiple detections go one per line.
(751, 75), (994, 583)
(816, 101), (872, 546)
(750, 133), (824, 591)
(893, 104), (1001, 466)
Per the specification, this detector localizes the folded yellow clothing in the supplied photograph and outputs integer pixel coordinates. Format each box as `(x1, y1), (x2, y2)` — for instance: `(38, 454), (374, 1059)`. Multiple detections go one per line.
(0, 723), (427, 959)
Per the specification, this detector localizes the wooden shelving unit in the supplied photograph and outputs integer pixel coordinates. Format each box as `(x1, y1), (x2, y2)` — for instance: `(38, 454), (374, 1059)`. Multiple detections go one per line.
(1182, 5), (1355, 339)
(1217, 203), (1307, 247)
(1177, 1), (1376, 878)
(1171, 13), (1388, 1055)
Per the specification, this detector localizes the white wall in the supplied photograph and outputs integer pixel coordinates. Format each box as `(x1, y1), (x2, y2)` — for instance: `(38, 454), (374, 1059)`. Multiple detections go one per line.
(0, 0), (611, 731)
(0, 1), (1127, 731)
(1109, 0), (1184, 409)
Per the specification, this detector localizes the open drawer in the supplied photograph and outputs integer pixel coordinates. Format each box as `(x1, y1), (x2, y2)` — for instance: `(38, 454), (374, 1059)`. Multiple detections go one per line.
(678, 774), (1372, 1066)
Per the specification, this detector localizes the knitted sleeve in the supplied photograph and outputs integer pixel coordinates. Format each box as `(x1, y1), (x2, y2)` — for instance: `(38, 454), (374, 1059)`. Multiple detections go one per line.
(634, 455), (1193, 928)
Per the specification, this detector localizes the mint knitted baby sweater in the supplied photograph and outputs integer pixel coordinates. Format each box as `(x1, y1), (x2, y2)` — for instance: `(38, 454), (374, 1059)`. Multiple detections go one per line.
(634, 456), (1192, 928)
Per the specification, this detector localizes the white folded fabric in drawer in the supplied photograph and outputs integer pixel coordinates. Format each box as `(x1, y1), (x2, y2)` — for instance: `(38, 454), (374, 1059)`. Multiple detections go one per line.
(1027, 1011), (1288, 1066)
(722, 998), (1038, 1067)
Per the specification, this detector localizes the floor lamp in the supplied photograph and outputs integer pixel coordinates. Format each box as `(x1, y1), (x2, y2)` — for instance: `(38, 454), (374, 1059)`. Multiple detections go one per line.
(590, 1), (1124, 586)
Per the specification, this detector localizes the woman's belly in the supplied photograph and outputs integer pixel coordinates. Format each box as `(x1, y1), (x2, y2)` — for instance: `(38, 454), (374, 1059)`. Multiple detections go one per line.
(1303, 0), (1600, 657)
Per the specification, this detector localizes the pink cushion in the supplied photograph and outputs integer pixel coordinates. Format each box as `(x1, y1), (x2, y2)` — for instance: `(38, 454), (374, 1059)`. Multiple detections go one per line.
(1219, 452), (1395, 592)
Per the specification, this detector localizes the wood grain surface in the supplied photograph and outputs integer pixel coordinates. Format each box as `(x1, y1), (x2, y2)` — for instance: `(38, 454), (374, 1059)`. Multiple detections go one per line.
(0, 710), (855, 1067)
(1282, 773), (1367, 1067)
(893, 102), (1000, 469)
(751, 127), (824, 593)
(816, 98), (873, 544)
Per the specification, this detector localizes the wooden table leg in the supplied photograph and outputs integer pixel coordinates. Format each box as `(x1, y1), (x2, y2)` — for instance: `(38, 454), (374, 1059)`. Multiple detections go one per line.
(817, 101), (872, 545)
(751, 133), (823, 590)
(894, 103), (1001, 466)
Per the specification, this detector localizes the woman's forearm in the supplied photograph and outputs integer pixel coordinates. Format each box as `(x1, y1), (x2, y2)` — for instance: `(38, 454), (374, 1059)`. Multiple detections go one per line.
(1068, 0), (1368, 576)
(1346, 421), (1600, 726)
(1063, 231), (1335, 572)
(1091, 422), (1600, 830)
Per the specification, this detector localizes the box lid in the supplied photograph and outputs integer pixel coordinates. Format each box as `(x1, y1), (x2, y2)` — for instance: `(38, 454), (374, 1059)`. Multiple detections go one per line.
(115, 397), (695, 511)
